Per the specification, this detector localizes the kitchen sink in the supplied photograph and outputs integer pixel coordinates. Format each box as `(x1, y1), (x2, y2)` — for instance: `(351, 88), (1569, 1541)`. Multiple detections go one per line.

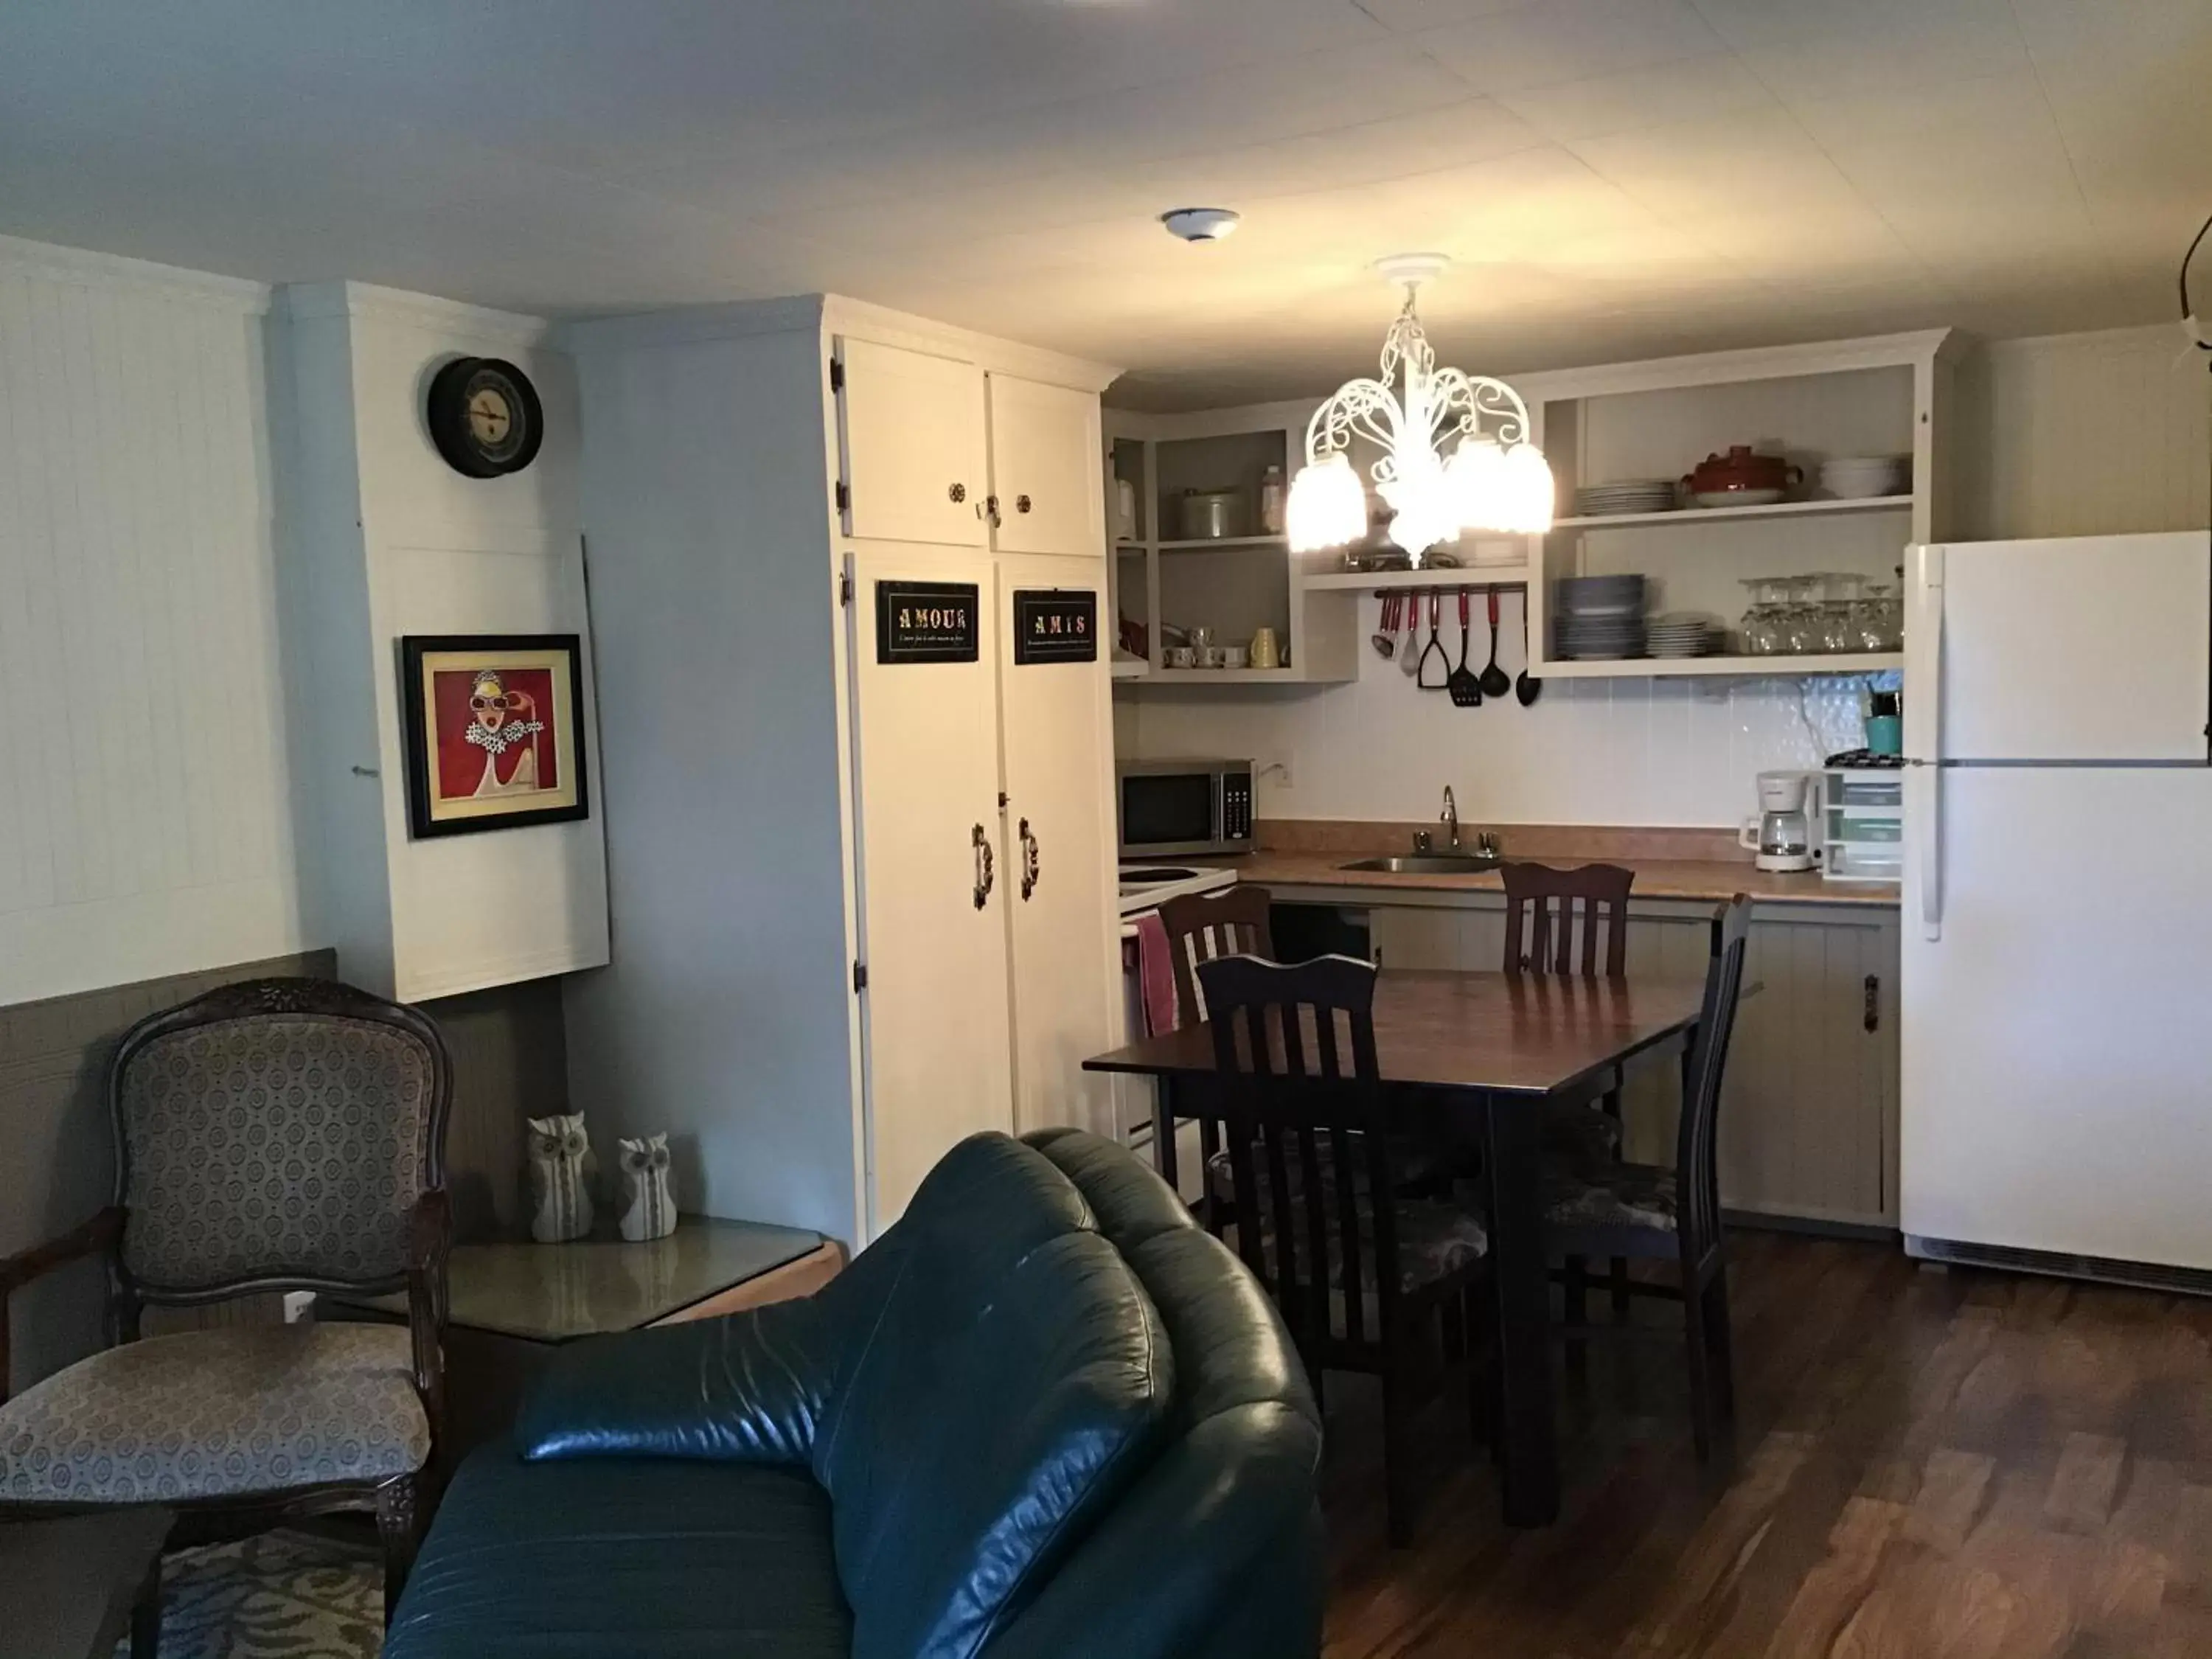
(1338, 854), (1503, 874)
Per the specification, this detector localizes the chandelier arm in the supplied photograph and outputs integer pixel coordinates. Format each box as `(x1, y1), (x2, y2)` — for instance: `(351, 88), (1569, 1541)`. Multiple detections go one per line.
(1304, 378), (1401, 464)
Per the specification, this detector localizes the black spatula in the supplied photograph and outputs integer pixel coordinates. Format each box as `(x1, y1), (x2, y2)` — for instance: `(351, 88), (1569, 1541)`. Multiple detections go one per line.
(1447, 588), (1483, 706)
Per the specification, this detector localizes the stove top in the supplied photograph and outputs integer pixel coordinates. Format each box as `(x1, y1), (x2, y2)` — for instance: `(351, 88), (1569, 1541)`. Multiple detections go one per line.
(1116, 863), (1237, 916)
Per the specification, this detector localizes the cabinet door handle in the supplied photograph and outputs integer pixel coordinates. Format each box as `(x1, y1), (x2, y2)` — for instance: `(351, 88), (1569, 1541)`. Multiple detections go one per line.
(1863, 973), (1881, 1033)
(972, 824), (995, 908)
(947, 481), (967, 504)
(1015, 494), (1032, 515)
(985, 493), (1002, 528)
(1019, 818), (1040, 900)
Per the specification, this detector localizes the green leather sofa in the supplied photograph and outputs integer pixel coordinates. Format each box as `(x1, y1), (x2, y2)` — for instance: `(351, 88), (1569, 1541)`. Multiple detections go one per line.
(385, 1128), (1325, 1658)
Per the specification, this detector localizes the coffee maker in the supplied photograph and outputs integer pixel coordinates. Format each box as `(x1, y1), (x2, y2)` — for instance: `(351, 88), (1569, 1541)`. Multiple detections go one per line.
(1739, 771), (1823, 873)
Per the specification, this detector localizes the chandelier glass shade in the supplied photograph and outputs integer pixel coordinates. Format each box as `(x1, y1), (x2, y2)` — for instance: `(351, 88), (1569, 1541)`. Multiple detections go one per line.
(1287, 264), (1554, 562)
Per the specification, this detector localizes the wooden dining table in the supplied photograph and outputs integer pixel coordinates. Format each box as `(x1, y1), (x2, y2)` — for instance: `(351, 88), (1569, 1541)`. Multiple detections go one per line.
(1082, 966), (1713, 1527)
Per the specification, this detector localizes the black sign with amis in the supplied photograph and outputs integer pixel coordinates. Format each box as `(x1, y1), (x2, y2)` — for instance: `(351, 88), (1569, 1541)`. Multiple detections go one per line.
(1012, 589), (1098, 665)
(876, 580), (980, 664)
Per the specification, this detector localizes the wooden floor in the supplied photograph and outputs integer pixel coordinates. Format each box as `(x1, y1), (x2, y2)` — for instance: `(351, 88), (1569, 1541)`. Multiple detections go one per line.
(1322, 1231), (2212, 1658)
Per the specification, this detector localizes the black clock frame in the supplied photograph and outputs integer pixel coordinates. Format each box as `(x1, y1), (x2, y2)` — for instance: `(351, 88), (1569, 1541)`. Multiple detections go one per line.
(425, 355), (544, 479)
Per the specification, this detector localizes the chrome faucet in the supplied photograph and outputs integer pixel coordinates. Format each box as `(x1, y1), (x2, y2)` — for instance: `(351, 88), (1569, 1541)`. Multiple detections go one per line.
(1440, 785), (1461, 852)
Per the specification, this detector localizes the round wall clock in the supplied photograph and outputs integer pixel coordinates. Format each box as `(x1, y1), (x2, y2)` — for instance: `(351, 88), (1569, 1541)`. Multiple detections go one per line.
(426, 355), (544, 478)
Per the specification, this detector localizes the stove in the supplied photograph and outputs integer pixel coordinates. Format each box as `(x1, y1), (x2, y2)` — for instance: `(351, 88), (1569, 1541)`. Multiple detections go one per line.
(1116, 863), (1237, 917)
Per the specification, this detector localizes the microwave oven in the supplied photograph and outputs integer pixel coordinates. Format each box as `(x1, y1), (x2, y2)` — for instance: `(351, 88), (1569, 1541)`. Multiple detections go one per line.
(1116, 758), (1254, 859)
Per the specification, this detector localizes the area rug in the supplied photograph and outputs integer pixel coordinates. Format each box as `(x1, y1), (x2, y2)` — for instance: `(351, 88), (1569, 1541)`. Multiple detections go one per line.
(116, 1529), (382, 1659)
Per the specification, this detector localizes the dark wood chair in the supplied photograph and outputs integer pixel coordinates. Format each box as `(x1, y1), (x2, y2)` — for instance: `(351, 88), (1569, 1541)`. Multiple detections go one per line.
(1541, 897), (1753, 1461)
(1192, 953), (1491, 1545)
(1149, 887), (1274, 1216)
(1155, 886), (1274, 1032)
(0, 979), (453, 1635)
(1500, 860), (1636, 1314)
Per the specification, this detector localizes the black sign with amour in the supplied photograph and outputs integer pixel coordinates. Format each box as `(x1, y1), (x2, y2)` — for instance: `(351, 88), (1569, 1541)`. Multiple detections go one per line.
(876, 580), (980, 664)
(1012, 589), (1098, 665)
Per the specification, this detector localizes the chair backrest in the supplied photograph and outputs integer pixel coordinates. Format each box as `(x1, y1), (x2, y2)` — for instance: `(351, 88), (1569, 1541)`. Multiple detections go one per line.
(1675, 897), (1753, 1253)
(1191, 953), (1399, 1354)
(1500, 860), (1633, 976)
(1156, 886), (1273, 1028)
(110, 978), (452, 1299)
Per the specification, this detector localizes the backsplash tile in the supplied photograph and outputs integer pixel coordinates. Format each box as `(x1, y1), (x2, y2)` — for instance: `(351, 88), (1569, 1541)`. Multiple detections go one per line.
(1115, 592), (1877, 828)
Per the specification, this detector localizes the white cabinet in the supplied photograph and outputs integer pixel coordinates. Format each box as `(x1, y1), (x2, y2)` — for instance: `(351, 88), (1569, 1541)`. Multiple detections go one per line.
(847, 545), (1015, 1222)
(988, 375), (1102, 557)
(835, 336), (988, 547)
(561, 296), (1119, 1250)
(996, 554), (1121, 1138)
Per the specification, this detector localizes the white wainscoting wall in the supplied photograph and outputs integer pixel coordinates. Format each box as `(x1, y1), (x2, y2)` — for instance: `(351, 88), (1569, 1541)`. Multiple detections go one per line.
(1117, 324), (2212, 829)
(0, 237), (309, 1004)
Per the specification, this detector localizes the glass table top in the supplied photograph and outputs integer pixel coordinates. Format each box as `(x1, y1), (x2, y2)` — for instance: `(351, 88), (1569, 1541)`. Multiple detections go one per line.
(347, 1215), (824, 1343)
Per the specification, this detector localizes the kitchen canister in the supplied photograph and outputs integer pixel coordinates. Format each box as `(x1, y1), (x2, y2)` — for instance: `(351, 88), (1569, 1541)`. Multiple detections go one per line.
(1248, 626), (1280, 669)
(1179, 487), (1245, 540)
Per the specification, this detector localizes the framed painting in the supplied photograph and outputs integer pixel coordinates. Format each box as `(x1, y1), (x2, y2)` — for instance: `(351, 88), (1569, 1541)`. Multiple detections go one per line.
(400, 634), (589, 838)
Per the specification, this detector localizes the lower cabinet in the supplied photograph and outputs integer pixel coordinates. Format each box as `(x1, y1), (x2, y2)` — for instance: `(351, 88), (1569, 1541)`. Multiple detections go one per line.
(1366, 896), (1899, 1231)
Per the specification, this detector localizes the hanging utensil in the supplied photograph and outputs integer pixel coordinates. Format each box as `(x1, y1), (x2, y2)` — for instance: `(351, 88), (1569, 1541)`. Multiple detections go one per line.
(1401, 587), (1422, 676)
(1447, 587), (1483, 707)
(1479, 588), (1513, 700)
(1417, 588), (1451, 689)
(1372, 591), (1398, 660)
(1516, 591), (1543, 706)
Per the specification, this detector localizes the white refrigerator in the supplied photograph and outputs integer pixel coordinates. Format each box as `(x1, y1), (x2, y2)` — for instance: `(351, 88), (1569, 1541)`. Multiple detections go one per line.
(1902, 531), (2212, 1284)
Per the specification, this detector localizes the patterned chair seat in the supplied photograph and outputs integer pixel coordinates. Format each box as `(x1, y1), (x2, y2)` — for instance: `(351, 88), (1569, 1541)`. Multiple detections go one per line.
(1543, 1163), (1679, 1234)
(0, 1322), (428, 1506)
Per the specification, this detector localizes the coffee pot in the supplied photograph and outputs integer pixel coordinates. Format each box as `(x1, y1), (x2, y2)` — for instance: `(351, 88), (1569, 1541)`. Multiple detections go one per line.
(1739, 771), (1820, 873)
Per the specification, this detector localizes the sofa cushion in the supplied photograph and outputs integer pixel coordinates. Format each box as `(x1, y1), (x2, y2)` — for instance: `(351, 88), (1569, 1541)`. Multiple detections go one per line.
(813, 1139), (1173, 1659)
(386, 1444), (851, 1659)
(0, 1323), (427, 1505)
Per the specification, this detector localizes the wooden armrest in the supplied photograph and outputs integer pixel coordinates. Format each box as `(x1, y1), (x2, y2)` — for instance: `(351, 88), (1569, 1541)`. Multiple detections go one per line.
(405, 1190), (452, 1444)
(407, 1189), (452, 1276)
(0, 1207), (123, 1298)
(1, 1207), (123, 1404)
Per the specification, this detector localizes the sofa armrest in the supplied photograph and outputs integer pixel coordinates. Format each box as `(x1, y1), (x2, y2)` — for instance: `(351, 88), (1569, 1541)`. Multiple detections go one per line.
(515, 1293), (840, 1466)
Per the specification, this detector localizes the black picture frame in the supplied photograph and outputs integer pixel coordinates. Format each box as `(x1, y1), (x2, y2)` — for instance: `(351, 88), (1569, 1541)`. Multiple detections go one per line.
(400, 633), (590, 839)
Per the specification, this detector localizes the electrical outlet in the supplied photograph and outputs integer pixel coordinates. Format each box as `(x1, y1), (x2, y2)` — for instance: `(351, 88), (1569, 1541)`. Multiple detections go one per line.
(1259, 754), (1294, 790)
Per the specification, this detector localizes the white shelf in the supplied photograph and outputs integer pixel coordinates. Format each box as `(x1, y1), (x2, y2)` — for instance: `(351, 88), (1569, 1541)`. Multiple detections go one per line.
(1156, 534), (1287, 552)
(1553, 495), (1911, 532)
(1146, 667), (1301, 684)
(1537, 651), (1902, 680)
(1110, 654), (1150, 680)
(1305, 564), (1529, 593)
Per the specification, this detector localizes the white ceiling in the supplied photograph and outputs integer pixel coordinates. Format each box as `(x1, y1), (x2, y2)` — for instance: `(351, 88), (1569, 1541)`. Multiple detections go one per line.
(4, 0), (2207, 408)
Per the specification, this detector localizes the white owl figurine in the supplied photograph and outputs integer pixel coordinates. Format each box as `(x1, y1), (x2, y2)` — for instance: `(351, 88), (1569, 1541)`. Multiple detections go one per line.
(618, 1133), (678, 1242)
(527, 1113), (594, 1243)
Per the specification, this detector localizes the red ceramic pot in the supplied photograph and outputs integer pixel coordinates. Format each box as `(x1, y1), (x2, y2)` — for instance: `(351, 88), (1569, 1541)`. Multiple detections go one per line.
(1683, 445), (1802, 495)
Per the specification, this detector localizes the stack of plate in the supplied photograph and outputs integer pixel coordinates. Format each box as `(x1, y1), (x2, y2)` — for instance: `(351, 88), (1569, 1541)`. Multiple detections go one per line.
(1819, 455), (1910, 499)
(1646, 613), (1722, 658)
(1573, 479), (1677, 517)
(1555, 573), (1646, 660)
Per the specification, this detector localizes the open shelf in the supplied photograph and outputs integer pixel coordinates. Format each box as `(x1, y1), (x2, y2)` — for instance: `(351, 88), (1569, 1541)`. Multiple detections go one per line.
(1554, 495), (1912, 532)
(1304, 563), (1530, 593)
(1147, 667), (1301, 684)
(1538, 651), (1902, 680)
(1157, 534), (1288, 552)
(1110, 653), (1150, 681)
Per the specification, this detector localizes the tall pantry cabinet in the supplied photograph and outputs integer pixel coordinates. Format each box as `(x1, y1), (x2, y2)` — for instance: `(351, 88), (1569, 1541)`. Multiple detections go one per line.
(560, 297), (1121, 1248)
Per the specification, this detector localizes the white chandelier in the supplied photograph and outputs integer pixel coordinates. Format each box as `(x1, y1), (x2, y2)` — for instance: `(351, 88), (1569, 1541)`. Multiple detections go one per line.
(1287, 254), (1553, 563)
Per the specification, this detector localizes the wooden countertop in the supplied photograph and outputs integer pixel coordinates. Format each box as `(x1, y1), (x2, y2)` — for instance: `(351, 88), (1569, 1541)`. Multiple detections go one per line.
(1222, 839), (1896, 909)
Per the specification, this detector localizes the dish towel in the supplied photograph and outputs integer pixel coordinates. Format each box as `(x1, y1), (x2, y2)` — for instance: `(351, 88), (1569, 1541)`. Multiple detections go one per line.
(1133, 911), (1180, 1036)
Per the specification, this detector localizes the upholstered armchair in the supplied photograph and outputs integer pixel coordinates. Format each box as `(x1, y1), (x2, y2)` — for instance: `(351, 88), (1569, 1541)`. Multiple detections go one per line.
(0, 978), (453, 1628)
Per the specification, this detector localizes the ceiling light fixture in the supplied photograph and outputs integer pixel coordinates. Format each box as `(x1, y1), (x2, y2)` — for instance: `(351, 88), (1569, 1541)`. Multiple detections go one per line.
(1160, 207), (1239, 243)
(1287, 254), (1553, 563)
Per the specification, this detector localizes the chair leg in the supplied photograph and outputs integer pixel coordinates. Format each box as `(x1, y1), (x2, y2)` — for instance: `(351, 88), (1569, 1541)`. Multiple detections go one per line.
(1562, 1256), (1589, 1382)
(1681, 1267), (1716, 1464)
(1382, 1366), (1416, 1548)
(129, 1554), (163, 1659)
(1601, 1080), (1632, 1314)
(377, 1474), (423, 1627)
(1705, 1265), (1737, 1425)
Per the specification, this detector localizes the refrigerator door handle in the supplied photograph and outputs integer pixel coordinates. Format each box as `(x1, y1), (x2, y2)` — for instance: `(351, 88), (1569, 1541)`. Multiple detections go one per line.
(1910, 544), (1944, 940)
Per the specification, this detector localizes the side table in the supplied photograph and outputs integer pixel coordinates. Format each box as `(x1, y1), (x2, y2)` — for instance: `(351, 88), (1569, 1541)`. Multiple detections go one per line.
(328, 1215), (842, 1458)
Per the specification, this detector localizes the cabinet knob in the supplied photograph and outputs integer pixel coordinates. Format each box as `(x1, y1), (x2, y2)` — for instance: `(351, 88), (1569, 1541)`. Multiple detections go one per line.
(947, 482), (967, 504)
(1015, 494), (1032, 515)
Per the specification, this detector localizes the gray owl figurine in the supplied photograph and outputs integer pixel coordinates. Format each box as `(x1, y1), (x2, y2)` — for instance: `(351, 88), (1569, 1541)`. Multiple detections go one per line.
(617, 1133), (677, 1242)
(527, 1113), (594, 1243)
